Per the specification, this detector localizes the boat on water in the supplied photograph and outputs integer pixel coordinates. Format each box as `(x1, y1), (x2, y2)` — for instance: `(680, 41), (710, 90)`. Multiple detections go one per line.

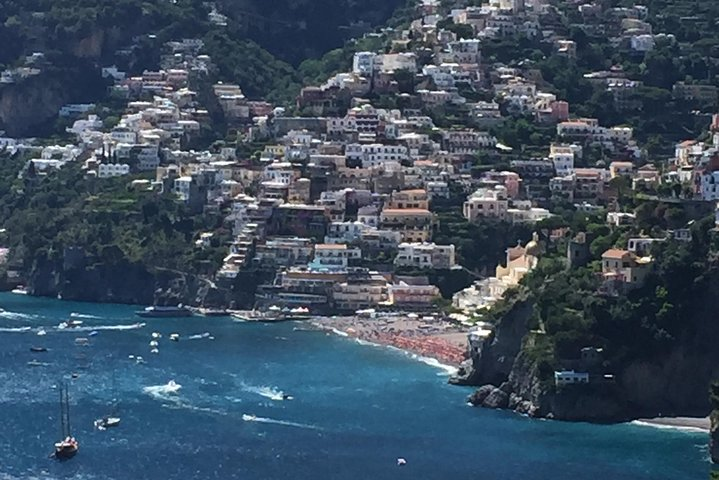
(37, 328), (47, 336)
(136, 305), (193, 318)
(11, 286), (28, 295)
(169, 333), (180, 341)
(54, 382), (78, 460)
(232, 309), (287, 323)
(30, 346), (48, 353)
(58, 319), (83, 329)
(242, 414), (257, 421)
(94, 416), (120, 430)
(197, 308), (229, 317)
(95, 373), (121, 431)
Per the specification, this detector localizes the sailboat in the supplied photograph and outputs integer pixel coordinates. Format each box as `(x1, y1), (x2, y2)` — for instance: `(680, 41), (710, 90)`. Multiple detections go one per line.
(95, 373), (121, 430)
(54, 382), (79, 459)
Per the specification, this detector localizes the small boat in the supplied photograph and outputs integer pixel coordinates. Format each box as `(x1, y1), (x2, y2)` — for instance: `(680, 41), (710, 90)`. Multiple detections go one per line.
(54, 382), (78, 460)
(88, 331), (98, 337)
(397, 458), (407, 466)
(169, 333), (180, 341)
(135, 305), (193, 318)
(11, 286), (28, 295)
(150, 348), (159, 354)
(94, 416), (120, 430)
(135, 356), (146, 364)
(232, 310), (287, 323)
(58, 320), (83, 330)
(242, 414), (257, 422)
(74, 338), (90, 347)
(37, 328), (47, 336)
(30, 346), (48, 353)
(95, 373), (121, 431)
(151, 332), (161, 339)
(149, 340), (159, 347)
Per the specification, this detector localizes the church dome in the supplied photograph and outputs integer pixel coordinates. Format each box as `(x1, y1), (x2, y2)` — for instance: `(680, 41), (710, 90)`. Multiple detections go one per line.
(525, 232), (542, 257)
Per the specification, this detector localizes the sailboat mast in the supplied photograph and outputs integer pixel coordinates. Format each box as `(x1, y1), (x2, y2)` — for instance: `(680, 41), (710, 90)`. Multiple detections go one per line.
(65, 384), (72, 437)
(59, 383), (65, 439)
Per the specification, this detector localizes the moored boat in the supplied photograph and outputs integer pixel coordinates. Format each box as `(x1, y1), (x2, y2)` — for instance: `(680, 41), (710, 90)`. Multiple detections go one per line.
(54, 382), (78, 460)
(136, 305), (193, 318)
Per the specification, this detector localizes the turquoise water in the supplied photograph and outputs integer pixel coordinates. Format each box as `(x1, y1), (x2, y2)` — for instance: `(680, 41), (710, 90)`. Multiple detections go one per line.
(0, 293), (710, 479)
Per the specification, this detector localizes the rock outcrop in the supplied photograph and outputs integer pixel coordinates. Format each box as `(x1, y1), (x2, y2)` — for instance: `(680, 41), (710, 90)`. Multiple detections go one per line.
(462, 288), (719, 423)
(24, 250), (256, 308)
(711, 412), (719, 464)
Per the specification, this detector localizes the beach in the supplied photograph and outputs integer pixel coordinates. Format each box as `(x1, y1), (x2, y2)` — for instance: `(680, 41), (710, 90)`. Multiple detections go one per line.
(311, 314), (469, 367)
(634, 416), (711, 432)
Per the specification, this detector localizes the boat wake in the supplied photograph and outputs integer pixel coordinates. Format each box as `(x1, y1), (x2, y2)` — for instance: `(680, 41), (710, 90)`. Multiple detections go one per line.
(70, 312), (102, 319)
(0, 326), (32, 333)
(57, 323), (146, 332)
(242, 413), (318, 430)
(241, 384), (292, 401)
(143, 381), (182, 402)
(0, 311), (36, 321)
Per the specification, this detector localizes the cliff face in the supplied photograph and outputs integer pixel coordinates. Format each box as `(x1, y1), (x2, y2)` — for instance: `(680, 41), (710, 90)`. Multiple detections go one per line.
(451, 291), (534, 386)
(0, 77), (70, 137)
(25, 252), (247, 308)
(462, 285), (719, 423)
(712, 412), (719, 463)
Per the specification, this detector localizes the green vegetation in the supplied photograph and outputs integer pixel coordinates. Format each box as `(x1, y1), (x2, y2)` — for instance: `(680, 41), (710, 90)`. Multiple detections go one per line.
(502, 204), (719, 381)
(0, 152), (228, 278)
(0, 0), (410, 109)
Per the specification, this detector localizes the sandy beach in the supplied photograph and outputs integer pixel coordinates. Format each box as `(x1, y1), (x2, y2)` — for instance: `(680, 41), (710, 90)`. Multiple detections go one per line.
(634, 416), (711, 432)
(311, 314), (469, 367)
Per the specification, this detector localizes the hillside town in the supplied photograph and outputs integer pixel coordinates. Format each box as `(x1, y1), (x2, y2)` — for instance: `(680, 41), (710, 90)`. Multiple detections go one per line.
(2, 0), (719, 366)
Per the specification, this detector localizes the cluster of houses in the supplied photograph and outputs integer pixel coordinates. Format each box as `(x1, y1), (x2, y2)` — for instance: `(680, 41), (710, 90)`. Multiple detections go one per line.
(0, 0), (718, 324)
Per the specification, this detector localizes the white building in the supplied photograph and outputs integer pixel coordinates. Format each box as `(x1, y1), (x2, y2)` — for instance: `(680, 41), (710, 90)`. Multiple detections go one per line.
(463, 186), (509, 221)
(173, 176), (193, 202)
(98, 163), (130, 178)
(426, 181), (450, 199)
(631, 34), (655, 52)
(345, 143), (409, 167)
(310, 244), (361, 269)
(394, 242), (456, 269)
(352, 52), (377, 76)
(700, 167), (719, 201)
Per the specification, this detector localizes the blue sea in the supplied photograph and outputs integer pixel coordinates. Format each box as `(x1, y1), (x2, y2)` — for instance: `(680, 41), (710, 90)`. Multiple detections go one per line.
(0, 293), (710, 479)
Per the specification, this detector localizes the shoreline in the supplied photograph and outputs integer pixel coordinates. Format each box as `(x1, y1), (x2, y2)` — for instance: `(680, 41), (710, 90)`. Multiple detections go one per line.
(632, 416), (710, 433)
(309, 315), (468, 370)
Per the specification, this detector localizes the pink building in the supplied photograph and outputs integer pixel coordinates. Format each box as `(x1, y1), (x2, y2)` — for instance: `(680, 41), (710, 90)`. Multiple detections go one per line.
(483, 171), (521, 198)
(551, 101), (570, 122)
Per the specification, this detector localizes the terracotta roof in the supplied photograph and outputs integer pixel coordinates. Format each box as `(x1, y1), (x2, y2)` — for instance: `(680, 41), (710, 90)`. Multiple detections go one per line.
(602, 249), (630, 259)
(382, 208), (432, 215)
(315, 244), (347, 250)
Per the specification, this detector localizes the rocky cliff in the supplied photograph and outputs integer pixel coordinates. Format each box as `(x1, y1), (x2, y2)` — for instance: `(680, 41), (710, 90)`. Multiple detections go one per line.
(24, 251), (253, 308)
(0, 65), (107, 136)
(451, 289), (534, 387)
(458, 287), (719, 423)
